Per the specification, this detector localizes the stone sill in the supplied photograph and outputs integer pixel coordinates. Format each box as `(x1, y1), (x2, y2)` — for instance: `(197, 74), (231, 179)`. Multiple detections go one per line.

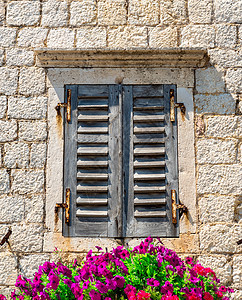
(35, 48), (208, 68)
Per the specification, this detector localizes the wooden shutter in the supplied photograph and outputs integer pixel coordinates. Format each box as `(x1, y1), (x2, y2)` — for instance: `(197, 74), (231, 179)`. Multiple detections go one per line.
(63, 85), (122, 237)
(123, 85), (178, 237)
(64, 84), (178, 238)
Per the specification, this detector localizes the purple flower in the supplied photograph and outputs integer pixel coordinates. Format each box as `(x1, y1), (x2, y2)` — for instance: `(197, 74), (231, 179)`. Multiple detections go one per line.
(63, 278), (73, 288)
(160, 281), (174, 294)
(46, 271), (59, 290)
(147, 278), (160, 287)
(96, 281), (108, 294)
(57, 265), (72, 278)
(71, 283), (83, 298)
(124, 284), (137, 295)
(89, 290), (101, 300)
(106, 278), (117, 290)
(114, 275), (125, 288)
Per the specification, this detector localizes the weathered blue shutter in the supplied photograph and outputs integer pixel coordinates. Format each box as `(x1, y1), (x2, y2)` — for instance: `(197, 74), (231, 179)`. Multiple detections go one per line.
(123, 85), (178, 237)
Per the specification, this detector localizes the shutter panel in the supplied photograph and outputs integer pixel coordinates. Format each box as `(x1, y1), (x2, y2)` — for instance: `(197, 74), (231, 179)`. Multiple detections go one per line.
(123, 85), (178, 237)
(63, 85), (121, 237)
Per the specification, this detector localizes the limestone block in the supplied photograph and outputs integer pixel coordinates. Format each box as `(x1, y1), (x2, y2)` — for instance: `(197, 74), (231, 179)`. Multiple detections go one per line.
(230, 290), (242, 300)
(160, 0), (187, 25)
(199, 195), (236, 223)
(11, 224), (43, 252)
(6, 1), (40, 26)
(4, 142), (29, 168)
(149, 27), (178, 48)
(19, 121), (47, 142)
(108, 26), (147, 48)
(6, 49), (34, 67)
(76, 27), (106, 48)
(214, 0), (242, 24)
(209, 49), (242, 69)
(196, 68), (225, 94)
(98, 0), (127, 25)
(50, 252), (85, 265)
(0, 1), (4, 25)
(198, 255), (231, 285)
(11, 169), (44, 194)
(42, 0), (68, 27)
(128, 0), (159, 25)
(233, 255), (242, 287)
(206, 116), (240, 138)
(0, 67), (18, 95)
(20, 254), (50, 278)
(0, 169), (10, 194)
(17, 28), (48, 48)
(19, 67), (45, 96)
(25, 194), (44, 223)
(47, 29), (75, 49)
(180, 25), (215, 48)
(0, 195), (25, 222)
(0, 28), (16, 47)
(239, 26), (242, 45)
(8, 96), (47, 120)
(195, 94), (236, 115)
(0, 49), (4, 66)
(226, 69), (242, 94)
(0, 253), (17, 285)
(188, 0), (212, 24)
(0, 96), (7, 119)
(30, 143), (47, 168)
(0, 120), (17, 142)
(196, 139), (237, 164)
(197, 165), (242, 195)
(200, 224), (242, 253)
(195, 115), (205, 137)
(216, 25), (237, 48)
(70, 0), (97, 26)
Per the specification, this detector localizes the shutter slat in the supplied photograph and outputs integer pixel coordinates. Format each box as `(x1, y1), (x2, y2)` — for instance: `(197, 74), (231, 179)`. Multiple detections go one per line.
(77, 127), (108, 133)
(77, 161), (108, 167)
(134, 115), (164, 122)
(77, 186), (108, 192)
(134, 127), (165, 134)
(134, 174), (166, 180)
(77, 173), (108, 180)
(134, 186), (166, 193)
(77, 198), (108, 205)
(78, 134), (108, 144)
(134, 106), (164, 111)
(134, 198), (166, 205)
(134, 161), (165, 168)
(77, 147), (108, 155)
(76, 210), (108, 217)
(78, 115), (109, 122)
(134, 211), (166, 218)
(134, 148), (166, 155)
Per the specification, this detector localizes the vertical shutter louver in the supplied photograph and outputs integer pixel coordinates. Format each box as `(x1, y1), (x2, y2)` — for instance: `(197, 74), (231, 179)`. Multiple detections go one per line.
(64, 84), (178, 237)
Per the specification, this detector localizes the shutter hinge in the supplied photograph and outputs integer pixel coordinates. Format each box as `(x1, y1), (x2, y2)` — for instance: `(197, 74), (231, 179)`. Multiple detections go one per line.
(55, 188), (70, 224)
(171, 189), (188, 224)
(170, 89), (186, 122)
(55, 89), (71, 123)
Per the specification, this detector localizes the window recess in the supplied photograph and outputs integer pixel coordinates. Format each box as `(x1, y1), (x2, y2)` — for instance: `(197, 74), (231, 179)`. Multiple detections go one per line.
(62, 84), (179, 238)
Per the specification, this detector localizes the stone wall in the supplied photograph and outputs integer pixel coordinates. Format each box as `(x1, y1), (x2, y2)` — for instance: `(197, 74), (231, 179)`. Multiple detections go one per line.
(0, 0), (241, 298)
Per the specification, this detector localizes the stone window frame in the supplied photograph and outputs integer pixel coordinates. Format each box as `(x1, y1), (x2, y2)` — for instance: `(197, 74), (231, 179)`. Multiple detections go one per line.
(44, 67), (197, 252)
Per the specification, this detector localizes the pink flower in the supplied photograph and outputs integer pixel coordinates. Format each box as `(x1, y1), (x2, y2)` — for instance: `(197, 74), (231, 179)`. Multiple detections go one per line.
(89, 289), (101, 300)
(204, 292), (214, 300)
(0, 295), (6, 300)
(137, 290), (151, 300)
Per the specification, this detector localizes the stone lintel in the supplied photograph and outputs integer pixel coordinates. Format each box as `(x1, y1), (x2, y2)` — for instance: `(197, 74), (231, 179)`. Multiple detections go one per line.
(35, 48), (208, 68)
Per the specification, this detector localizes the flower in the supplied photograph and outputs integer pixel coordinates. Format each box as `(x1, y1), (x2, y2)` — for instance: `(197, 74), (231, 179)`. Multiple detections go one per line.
(137, 290), (150, 300)
(0, 295), (6, 300)
(89, 289), (101, 300)
(147, 278), (160, 287)
(204, 292), (214, 300)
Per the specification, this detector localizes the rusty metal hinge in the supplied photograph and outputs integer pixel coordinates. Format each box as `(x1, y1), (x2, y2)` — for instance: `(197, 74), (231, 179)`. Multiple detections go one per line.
(171, 189), (188, 224)
(170, 89), (186, 122)
(55, 89), (71, 123)
(55, 188), (70, 224)
(0, 228), (12, 246)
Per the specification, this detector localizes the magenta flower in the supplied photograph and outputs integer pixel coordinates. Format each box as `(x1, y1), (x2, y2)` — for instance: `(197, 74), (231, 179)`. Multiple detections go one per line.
(147, 278), (160, 287)
(46, 271), (59, 290)
(89, 289), (101, 300)
(114, 275), (125, 288)
(96, 281), (108, 294)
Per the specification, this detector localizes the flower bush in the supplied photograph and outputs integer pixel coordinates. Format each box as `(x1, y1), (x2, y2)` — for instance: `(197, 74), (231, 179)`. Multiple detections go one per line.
(0, 237), (234, 300)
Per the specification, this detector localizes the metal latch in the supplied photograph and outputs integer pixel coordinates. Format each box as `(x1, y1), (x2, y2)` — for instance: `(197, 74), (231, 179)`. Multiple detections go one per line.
(170, 89), (186, 122)
(55, 89), (71, 123)
(171, 189), (188, 224)
(55, 188), (70, 224)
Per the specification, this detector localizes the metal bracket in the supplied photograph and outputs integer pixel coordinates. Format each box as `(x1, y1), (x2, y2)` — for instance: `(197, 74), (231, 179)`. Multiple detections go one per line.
(55, 188), (70, 224)
(171, 190), (188, 224)
(170, 89), (186, 122)
(0, 228), (12, 246)
(55, 89), (71, 123)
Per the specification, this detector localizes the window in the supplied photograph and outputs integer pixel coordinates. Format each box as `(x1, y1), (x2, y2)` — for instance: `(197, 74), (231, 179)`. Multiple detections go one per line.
(63, 84), (179, 238)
